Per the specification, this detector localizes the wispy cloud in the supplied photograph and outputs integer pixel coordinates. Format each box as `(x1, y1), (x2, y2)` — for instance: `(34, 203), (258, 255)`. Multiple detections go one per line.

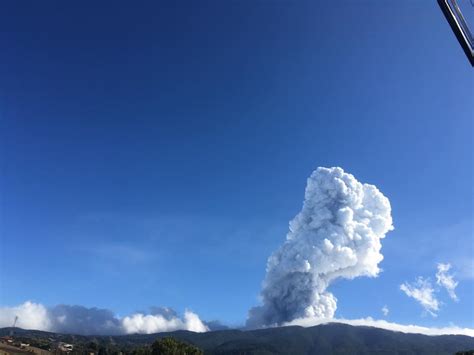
(388, 220), (473, 278)
(381, 305), (389, 317)
(456, 257), (474, 280)
(92, 243), (153, 263)
(400, 263), (462, 316)
(436, 263), (459, 301)
(77, 242), (155, 265)
(400, 277), (439, 317)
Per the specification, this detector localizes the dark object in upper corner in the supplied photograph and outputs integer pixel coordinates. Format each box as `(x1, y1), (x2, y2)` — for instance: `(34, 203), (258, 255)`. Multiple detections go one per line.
(438, 0), (474, 66)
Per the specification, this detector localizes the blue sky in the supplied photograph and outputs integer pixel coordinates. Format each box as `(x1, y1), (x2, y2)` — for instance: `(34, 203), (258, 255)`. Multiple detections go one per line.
(0, 1), (473, 330)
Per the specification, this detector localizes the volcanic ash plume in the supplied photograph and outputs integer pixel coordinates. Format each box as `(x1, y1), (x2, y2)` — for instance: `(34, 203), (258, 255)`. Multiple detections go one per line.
(247, 167), (393, 327)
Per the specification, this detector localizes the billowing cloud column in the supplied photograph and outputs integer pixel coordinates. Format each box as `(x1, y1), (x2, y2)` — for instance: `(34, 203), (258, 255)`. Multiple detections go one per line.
(247, 167), (393, 327)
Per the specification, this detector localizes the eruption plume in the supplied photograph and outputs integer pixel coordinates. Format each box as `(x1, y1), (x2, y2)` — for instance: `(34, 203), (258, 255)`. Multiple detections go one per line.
(247, 167), (393, 327)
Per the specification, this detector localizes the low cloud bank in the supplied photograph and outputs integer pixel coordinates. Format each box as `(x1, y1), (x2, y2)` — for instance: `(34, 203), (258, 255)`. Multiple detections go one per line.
(0, 302), (51, 332)
(122, 310), (208, 334)
(1, 301), (473, 338)
(0, 302), (208, 335)
(284, 316), (474, 337)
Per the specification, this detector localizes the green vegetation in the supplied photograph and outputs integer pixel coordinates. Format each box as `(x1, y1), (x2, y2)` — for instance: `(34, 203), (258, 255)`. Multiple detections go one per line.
(151, 337), (203, 355)
(130, 337), (203, 355)
(1, 325), (473, 354)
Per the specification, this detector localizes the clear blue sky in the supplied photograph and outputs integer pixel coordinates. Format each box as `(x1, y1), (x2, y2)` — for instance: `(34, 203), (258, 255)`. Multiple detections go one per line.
(1, 1), (472, 329)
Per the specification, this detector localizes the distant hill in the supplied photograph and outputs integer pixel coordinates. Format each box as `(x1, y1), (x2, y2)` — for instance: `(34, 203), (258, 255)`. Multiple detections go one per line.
(2, 323), (474, 354)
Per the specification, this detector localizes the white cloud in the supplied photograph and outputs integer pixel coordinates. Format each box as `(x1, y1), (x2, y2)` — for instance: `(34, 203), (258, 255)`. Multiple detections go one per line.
(284, 317), (474, 337)
(400, 278), (440, 316)
(183, 311), (210, 332)
(436, 263), (458, 301)
(2, 302), (473, 339)
(400, 263), (460, 316)
(0, 302), (208, 335)
(247, 167), (394, 327)
(381, 305), (389, 317)
(0, 302), (51, 331)
(121, 310), (208, 334)
(400, 277), (439, 316)
(121, 314), (181, 334)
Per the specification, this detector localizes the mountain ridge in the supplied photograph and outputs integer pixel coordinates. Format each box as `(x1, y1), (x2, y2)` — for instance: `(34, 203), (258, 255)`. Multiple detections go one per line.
(2, 323), (474, 354)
